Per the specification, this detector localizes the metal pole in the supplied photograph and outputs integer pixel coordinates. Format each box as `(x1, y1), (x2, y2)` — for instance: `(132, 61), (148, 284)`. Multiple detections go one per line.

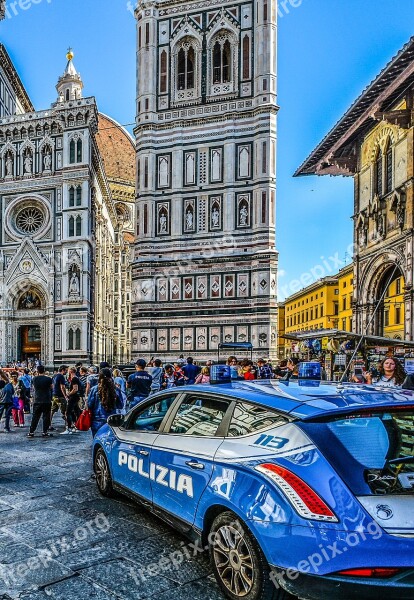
(340, 262), (401, 383)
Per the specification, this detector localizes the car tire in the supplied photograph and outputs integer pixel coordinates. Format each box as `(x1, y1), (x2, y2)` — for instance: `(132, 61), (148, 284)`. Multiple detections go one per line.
(209, 511), (294, 600)
(94, 447), (115, 497)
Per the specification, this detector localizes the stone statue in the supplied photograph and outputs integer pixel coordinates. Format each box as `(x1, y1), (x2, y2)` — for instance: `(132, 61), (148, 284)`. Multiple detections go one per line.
(211, 207), (220, 227)
(239, 205), (248, 226)
(5, 155), (13, 176)
(69, 270), (80, 296)
(377, 214), (385, 237)
(359, 226), (367, 247)
(159, 213), (167, 234)
(24, 154), (32, 174)
(397, 203), (405, 228)
(43, 153), (52, 171)
(185, 209), (193, 230)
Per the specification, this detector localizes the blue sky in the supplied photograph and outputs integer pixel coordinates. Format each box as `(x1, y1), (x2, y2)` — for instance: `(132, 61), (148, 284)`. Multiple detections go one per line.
(1, 0), (414, 299)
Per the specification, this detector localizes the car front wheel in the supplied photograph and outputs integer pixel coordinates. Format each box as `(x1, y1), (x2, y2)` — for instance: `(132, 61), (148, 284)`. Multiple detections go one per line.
(209, 511), (293, 600)
(94, 447), (115, 497)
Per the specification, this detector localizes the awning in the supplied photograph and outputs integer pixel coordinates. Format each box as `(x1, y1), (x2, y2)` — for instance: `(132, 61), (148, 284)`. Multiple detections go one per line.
(281, 329), (414, 348)
(218, 343), (253, 350)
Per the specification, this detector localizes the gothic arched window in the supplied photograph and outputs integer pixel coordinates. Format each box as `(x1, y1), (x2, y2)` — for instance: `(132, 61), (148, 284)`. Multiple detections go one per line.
(76, 216), (82, 236)
(76, 139), (82, 163)
(385, 143), (393, 195)
(70, 140), (76, 164)
(375, 149), (383, 196)
(69, 186), (75, 207)
(75, 328), (81, 350)
(68, 329), (74, 350)
(178, 45), (195, 90)
(208, 30), (238, 98)
(76, 185), (82, 206)
(68, 216), (75, 237)
(213, 39), (231, 84)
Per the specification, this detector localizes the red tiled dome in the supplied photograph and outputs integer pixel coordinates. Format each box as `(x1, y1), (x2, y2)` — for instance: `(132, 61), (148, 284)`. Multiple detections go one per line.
(96, 113), (135, 183)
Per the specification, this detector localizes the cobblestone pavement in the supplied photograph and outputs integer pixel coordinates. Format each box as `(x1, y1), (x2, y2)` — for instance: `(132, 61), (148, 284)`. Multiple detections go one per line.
(0, 416), (225, 600)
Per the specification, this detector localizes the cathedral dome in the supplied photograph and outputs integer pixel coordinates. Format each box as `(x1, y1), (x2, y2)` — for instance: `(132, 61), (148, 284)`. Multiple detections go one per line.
(96, 113), (135, 183)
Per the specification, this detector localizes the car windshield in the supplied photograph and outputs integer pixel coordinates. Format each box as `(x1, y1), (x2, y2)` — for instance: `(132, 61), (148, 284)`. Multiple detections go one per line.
(299, 408), (414, 496)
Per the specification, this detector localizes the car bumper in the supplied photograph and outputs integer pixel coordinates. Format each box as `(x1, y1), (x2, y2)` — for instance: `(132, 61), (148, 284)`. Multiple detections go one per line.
(270, 567), (414, 600)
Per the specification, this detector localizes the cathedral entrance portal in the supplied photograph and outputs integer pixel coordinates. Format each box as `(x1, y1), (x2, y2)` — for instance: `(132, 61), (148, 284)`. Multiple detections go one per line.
(18, 325), (41, 362)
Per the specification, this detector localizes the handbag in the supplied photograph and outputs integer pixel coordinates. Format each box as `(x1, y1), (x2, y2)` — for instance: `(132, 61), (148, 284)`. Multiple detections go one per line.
(75, 409), (92, 431)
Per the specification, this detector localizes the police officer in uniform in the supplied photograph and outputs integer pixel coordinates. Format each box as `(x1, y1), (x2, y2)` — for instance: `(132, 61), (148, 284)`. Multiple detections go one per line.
(127, 359), (153, 409)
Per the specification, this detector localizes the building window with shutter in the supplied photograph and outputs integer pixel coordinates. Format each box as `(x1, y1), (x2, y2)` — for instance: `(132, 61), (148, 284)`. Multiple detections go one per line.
(375, 149), (383, 196)
(385, 143), (393, 194)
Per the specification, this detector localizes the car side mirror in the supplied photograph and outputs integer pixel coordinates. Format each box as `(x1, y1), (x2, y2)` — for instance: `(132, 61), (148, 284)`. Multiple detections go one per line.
(107, 414), (124, 428)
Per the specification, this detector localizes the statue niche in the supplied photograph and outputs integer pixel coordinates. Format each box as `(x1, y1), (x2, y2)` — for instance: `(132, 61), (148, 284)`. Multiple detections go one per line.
(68, 264), (81, 299)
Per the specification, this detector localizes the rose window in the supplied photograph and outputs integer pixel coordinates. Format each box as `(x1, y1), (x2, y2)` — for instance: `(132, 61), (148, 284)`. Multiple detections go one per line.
(15, 206), (44, 235)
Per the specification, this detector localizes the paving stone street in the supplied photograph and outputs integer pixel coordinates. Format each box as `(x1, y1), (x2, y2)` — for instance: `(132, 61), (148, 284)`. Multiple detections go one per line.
(0, 419), (225, 600)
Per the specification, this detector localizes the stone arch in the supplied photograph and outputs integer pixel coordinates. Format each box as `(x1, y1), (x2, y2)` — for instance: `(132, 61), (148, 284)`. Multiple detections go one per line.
(171, 31), (202, 103)
(8, 279), (48, 312)
(359, 250), (406, 336)
(206, 22), (239, 97)
(359, 249), (406, 305)
(369, 125), (397, 163)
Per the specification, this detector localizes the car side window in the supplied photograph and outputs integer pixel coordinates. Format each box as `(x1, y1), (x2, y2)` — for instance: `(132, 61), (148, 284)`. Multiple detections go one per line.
(227, 402), (289, 437)
(130, 396), (177, 431)
(168, 395), (231, 437)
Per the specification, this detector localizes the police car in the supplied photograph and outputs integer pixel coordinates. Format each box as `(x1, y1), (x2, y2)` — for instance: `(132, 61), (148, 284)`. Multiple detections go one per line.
(93, 380), (414, 600)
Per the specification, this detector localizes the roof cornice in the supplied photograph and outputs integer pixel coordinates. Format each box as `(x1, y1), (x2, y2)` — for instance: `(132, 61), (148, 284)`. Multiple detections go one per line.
(295, 36), (414, 177)
(0, 44), (34, 112)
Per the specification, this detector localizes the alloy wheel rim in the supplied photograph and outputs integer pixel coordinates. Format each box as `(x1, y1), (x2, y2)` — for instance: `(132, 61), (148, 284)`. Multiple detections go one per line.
(213, 525), (254, 597)
(95, 453), (108, 490)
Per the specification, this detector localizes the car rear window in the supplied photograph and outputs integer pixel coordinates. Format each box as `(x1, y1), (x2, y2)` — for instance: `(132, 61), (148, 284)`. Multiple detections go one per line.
(299, 409), (414, 496)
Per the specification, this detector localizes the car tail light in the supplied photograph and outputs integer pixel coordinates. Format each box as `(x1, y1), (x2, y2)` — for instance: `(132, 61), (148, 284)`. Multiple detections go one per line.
(337, 568), (401, 578)
(255, 463), (338, 522)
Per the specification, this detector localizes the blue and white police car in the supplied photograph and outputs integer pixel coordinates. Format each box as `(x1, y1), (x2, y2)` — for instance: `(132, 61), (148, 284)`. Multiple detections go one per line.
(93, 380), (414, 600)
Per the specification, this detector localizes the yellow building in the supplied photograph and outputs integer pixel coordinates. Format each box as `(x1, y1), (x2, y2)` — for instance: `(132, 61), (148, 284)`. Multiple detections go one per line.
(278, 262), (404, 351)
(277, 303), (286, 358)
(280, 265), (354, 349)
(383, 274), (405, 340)
(337, 265), (354, 333)
(284, 277), (341, 335)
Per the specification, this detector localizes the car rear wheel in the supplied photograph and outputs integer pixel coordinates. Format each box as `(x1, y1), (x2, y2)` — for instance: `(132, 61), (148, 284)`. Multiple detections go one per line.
(209, 512), (293, 600)
(94, 448), (115, 497)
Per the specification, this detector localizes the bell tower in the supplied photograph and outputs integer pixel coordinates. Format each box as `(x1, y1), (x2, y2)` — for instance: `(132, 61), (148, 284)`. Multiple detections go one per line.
(132, 0), (278, 360)
(56, 48), (84, 103)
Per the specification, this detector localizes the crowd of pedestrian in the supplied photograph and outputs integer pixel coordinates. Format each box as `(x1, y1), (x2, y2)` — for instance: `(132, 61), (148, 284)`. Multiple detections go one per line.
(1, 354), (413, 439)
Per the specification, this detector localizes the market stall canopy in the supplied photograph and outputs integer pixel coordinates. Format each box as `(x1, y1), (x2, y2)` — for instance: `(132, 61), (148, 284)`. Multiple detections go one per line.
(218, 343), (253, 350)
(281, 329), (414, 347)
(217, 342), (253, 361)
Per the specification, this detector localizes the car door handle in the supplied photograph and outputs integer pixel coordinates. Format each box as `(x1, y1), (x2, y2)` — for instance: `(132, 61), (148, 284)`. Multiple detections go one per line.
(185, 461), (205, 470)
(139, 450), (149, 456)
